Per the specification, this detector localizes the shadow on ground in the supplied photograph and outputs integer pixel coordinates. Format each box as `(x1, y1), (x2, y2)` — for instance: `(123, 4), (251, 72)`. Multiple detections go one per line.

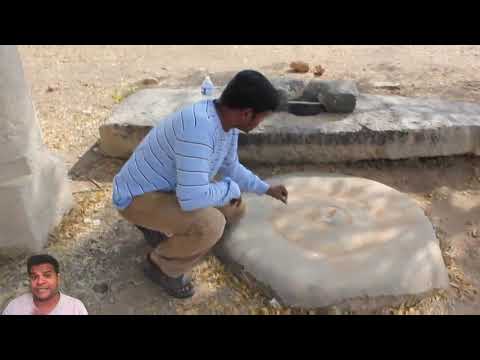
(69, 141), (124, 183)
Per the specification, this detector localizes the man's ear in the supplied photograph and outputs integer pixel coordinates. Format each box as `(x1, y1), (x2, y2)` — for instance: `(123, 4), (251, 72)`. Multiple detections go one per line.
(242, 108), (254, 120)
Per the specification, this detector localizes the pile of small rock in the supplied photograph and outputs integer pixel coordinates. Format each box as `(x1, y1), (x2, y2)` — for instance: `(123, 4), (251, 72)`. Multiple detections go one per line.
(289, 61), (325, 77)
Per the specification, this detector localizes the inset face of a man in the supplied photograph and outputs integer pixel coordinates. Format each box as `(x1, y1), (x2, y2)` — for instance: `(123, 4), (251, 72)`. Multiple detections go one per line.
(29, 263), (60, 302)
(237, 109), (272, 133)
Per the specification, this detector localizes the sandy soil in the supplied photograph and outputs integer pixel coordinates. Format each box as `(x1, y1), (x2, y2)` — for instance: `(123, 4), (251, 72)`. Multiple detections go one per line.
(1, 46), (480, 314)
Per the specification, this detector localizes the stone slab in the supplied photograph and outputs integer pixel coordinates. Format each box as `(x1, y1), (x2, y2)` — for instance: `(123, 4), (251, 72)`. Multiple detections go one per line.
(99, 87), (480, 163)
(100, 88), (208, 159)
(215, 173), (449, 309)
(240, 94), (480, 164)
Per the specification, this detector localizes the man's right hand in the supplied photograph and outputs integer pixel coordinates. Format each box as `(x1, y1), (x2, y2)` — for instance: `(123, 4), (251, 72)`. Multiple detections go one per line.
(266, 185), (288, 204)
(230, 197), (242, 207)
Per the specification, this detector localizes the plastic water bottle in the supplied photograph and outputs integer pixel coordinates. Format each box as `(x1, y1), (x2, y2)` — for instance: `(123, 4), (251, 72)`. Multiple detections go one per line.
(201, 75), (215, 96)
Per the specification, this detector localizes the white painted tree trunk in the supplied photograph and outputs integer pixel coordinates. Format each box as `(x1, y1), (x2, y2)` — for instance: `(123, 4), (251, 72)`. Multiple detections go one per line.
(0, 45), (72, 254)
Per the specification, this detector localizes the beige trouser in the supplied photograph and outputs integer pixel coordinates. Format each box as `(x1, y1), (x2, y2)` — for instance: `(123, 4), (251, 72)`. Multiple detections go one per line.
(118, 191), (246, 277)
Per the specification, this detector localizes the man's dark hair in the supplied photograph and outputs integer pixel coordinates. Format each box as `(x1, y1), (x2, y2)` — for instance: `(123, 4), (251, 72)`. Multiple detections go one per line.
(27, 254), (60, 274)
(219, 70), (279, 113)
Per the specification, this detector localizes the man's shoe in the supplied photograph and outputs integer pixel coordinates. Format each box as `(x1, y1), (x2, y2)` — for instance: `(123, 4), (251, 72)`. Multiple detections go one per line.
(144, 254), (195, 299)
(135, 225), (169, 247)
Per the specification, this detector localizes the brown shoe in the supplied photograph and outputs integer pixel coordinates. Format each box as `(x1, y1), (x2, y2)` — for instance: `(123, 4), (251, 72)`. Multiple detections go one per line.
(144, 254), (195, 299)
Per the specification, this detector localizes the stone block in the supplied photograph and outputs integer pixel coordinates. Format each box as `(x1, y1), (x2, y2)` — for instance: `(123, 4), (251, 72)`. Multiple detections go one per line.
(287, 101), (325, 116)
(302, 79), (359, 113)
(0, 46), (72, 254)
(270, 76), (308, 112)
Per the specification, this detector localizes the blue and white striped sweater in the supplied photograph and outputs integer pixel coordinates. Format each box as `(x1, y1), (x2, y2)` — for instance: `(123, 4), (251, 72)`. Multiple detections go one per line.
(112, 99), (269, 212)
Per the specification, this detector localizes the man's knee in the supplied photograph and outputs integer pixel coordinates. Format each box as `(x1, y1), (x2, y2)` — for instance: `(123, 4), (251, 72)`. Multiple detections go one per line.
(189, 209), (226, 246)
(233, 200), (247, 221)
(220, 201), (247, 224)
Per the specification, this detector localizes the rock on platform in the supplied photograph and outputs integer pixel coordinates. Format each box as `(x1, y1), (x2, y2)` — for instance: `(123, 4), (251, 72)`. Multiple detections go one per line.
(214, 173), (449, 309)
(302, 79), (359, 113)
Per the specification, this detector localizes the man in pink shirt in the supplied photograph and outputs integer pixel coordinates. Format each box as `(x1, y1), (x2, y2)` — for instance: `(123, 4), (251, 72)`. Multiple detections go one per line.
(2, 254), (88, 315)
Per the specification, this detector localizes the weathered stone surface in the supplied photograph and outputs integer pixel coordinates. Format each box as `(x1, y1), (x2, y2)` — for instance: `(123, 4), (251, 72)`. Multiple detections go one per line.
(302, 79), (359, 102)
(238, 94), (480, 164)
(0, 46), (73, 253)
(287, 101), (325, 116)
(215, 173), (449, 309)
(320, 92), (356, 113)
(274, 89), (290, 112)
(99, 88), (206, 158)
(270, 76), (308, 112)
(301, 80), (358, 113)
(99, 87), (480, 163)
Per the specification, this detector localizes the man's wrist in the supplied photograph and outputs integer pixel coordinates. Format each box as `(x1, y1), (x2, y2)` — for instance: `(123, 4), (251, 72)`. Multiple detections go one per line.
(225, 177), (241, 200)
(256, 180), (270, 195)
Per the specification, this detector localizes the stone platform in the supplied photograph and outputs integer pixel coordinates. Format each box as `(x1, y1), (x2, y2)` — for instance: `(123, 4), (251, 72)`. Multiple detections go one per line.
(99, 87), (480, 163)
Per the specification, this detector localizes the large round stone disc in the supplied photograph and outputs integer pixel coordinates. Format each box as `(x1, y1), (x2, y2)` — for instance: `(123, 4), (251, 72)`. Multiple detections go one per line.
(217, 173), (449, 308)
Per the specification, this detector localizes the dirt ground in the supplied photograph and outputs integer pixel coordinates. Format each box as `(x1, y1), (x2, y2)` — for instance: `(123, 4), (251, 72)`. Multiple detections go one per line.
(1, 46), (480, 314)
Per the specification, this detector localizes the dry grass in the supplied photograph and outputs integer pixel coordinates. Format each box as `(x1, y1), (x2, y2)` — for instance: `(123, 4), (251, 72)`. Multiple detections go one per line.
(49, 186), (111, 248)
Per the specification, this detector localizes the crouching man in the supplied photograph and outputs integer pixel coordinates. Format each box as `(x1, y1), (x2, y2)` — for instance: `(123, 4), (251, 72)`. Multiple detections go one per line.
(113, 70), (288, 299)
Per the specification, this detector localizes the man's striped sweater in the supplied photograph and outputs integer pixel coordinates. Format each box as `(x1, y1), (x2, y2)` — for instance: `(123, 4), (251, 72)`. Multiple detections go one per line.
(112, 99), (269, 212)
